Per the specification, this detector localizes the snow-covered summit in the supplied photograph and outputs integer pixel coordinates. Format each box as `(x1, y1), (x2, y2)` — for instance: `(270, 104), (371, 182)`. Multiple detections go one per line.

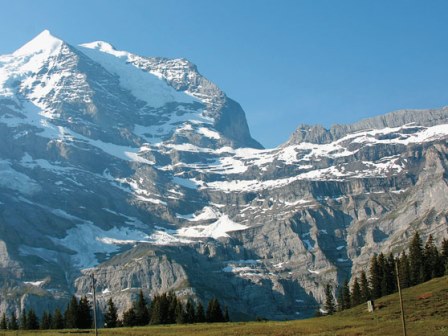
(13, 30), (64, 57)
(0, 30), (260, 149)
(80, 41), (128, 58)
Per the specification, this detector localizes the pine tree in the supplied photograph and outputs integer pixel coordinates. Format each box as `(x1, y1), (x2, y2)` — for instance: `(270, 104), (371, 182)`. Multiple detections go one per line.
(185, 299), (196, 323)
(369, 254), (382, 299)
(423, 235), (436, 280)
(20, 308), (27, 330)
(150, 293), (169, 325)
(64, 296), (79, 329)
(223, 306), (230, 322)
(134, 290), (150, 326)
(0, 313), (7, 330)
(52, 308), (64, 329)
(424, 235), (444, 279)
(167, 292), (178, 324)
(40, 311), (52, 330)
(409, 232), (424, 285)
(442, 238), (448, 275)
(122, 307), (137, 327)
(342, 279), (351, 310)
(8, 312), (18, 330)
(383, 253), (396, 295)
(377, 253), (387, 296)
(175, 301), (185, 324)
(104, 298), (118, 328)
(398, 251), (411, 289)
(149, 295), (161, 325)
(324, 284), (335, 315)
(206, 298), (224, 322)
(434, 249), (445, 278)
(26, 309), (39, 330)
(337, 286), (344, 311)
(78, 296), (92, 329)
(351, 277), (362, 306)
(195, 302), (206, 323)
(360, 270), (371, 302)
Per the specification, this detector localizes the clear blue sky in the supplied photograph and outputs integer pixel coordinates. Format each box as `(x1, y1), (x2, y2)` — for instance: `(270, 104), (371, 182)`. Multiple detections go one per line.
(1, 0), (448, 148)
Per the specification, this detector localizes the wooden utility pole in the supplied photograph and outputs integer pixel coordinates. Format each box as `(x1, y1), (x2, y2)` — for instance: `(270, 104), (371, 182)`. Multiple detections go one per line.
(395, 260), (407, 336)
(91, 273), (98, 336)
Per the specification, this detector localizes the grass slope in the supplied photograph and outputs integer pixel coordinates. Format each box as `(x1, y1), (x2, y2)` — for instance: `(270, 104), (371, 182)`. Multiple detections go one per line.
(2, 276), (447, 336)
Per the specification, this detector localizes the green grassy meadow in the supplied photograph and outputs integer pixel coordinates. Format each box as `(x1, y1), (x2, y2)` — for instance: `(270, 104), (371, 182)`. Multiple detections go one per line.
(2, 276), (447, 336)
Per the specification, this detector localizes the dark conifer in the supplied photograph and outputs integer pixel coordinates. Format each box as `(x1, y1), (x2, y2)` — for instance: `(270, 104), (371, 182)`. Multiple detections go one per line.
(78, 296), (92, 329)
(20, 308), (27, 330)
(424, 235), (444, 279)
(442, 238), (448, 275)
(324, 284), (335, 315)
(351, 277), (362, 306)
(122, 307), (137, 327)
(336, 286), (344, 311)
(149, 295), (161, 325)
(195, 301), (206, 323)
(206, 298), (224, 322)
(369, 254), (382, 299)
(134, 290), (150, 326)
(104, 298), (118, 328)
(398, 251), (411, 288)
(52, 308), (64, 329)
(337, 287), (344, 311)
(150, 293), (169, 325)
(383, 253), (396, 295)
(409, 232), (424, 285)
(64, 296), (79, 329)
(175, 301), (185, 324)
(360, 270), (370, 302)
(167, 292), (178, 324)
(342, 279), (351, 310)
(26, 309), (39, 330)
(223, 306), (230, 322)
(40, 311), (52, 330)
(185, 299), (196, 323)
(8, 312), (18, 330)
(0, 313), (7, 330)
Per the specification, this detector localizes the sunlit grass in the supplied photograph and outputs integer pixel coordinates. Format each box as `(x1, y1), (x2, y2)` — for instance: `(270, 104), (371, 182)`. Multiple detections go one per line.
(2, 276), (447, 336)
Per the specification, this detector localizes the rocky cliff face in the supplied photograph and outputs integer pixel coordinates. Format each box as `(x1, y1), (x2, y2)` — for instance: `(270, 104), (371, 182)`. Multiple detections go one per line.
(0, 30), (447, 321)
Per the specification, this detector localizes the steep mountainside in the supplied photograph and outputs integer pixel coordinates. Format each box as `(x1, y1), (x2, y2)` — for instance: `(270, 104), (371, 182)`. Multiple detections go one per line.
(0, 31), (447, 320)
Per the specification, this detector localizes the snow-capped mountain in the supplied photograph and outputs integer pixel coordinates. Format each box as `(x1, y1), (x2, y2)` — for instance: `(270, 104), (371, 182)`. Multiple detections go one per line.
(0, 30), (447, 320)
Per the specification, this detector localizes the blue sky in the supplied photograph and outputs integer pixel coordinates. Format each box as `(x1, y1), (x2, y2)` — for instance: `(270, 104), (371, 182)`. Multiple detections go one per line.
(1, 0), (447, 148)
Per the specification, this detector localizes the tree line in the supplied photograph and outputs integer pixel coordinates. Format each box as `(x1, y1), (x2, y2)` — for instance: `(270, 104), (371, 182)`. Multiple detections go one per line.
(0, 291), (229, 331)
(324, 233), (448, 314)
(0, 295), (92, 330)
(118, 291), (229, 327)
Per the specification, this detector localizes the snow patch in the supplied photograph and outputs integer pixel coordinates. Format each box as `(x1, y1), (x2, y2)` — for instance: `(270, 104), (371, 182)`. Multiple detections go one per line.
(79, 43), (196, 108)
(24, 280), (46, 287)
(173, 176), (199, 189)
(0, 160), (41, 195)
(177, 215), (248, 239)
(197, 127), (221, 139)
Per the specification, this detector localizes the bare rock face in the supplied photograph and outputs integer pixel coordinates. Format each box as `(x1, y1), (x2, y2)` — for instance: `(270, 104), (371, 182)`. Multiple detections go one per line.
(0, 31), (448, 320)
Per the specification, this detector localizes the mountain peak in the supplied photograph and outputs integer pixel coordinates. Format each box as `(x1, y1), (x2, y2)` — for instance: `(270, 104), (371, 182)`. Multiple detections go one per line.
(79, 40), (129, 58)
(13, 29), (64, 56)
(80, 40), (116, 52)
